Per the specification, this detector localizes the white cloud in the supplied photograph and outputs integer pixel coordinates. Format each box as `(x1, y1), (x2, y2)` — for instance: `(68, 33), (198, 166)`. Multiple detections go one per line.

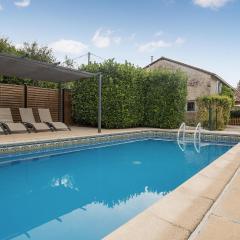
(138, 40), (172, 52)
(193, 0), (232, 9)
(0, 4), (3, 11)
(92, 29), (111, 48)
(14, 0), (31, 8)
(138, 36), (186, 53)
(175, 37), (186, 45)
(92, 28), (121, 48)
(49, 39), (88, 55)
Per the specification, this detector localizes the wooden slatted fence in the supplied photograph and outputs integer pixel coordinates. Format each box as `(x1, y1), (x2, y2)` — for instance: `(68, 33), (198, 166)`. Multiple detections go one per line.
(229, 118), (240, 126)
(27, 86), (59, 122)
(0, 84), (24, 122)
(0, 83), (72, 125)
(63, 89), (72, 125)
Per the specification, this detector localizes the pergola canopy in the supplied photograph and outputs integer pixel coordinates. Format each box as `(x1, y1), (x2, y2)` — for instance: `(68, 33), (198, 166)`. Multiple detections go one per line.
(0, 53), (96, 82)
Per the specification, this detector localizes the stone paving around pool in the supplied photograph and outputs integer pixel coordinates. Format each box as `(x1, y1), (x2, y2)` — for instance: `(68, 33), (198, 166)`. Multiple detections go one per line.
(0, 125), (239, 146)
(0, 126), (152, 145)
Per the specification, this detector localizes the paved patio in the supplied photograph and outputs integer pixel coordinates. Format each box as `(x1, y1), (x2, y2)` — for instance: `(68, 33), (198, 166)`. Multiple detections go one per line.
(0, 125), (239, 145)
(0, 126), (155, 145)
(190, 162), (240, 240)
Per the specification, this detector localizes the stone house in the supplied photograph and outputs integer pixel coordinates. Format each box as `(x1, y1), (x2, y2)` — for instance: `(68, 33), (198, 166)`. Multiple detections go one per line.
(145, 57), (235, 123)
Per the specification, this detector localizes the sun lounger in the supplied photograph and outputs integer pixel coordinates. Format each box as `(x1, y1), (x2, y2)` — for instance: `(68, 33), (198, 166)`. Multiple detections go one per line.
(38, 108), (70, 131)
(0, 108), (28, 134)
(0, 123), (5, 134)
(19, 108), (51, 132)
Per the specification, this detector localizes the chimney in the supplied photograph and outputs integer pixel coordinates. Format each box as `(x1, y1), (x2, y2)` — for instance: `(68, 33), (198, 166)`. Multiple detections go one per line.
(151, 56), (154, 63)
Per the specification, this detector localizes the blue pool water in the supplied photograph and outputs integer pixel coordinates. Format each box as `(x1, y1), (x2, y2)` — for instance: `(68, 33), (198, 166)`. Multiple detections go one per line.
(0, 139), (232, 240)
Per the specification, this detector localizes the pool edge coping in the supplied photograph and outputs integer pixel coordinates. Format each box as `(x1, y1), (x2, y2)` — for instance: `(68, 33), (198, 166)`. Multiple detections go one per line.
(0, 129), (239, 155)
(1, 128), (240, 147)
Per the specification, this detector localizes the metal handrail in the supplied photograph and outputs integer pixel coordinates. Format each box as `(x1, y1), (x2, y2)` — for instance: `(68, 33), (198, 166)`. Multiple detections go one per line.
(177, 122), (186, 151)
(194, 122), (201, 153)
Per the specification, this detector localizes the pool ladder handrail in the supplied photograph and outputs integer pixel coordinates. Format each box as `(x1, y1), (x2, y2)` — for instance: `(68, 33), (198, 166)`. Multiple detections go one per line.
(194, 122), (201, 153)
(177, 122), (186, 151)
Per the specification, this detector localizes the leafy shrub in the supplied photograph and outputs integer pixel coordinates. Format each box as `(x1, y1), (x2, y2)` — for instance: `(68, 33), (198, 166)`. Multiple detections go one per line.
(220, 85), (235, 107)
(72, 60), (187, 129)
(72, 60), (145, 128)
(197, 95), (232, 130)
(144, 70), (187, 128)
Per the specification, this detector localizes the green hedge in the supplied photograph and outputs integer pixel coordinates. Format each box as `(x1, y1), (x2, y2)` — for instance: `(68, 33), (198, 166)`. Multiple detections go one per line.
(144, 70), (187, 128)
(73, 60), (145, 128)
(220, 85), (235, 107)
(197, 95), (232, 130)
(72, 60), (187, 129)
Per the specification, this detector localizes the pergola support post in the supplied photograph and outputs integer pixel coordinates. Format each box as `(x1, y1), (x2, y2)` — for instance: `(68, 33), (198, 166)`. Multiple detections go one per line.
(24, 84), (28, 108)
(98, 73), (102, 133)
(62, 88), (65, 123)
(58, 83), (64, 122)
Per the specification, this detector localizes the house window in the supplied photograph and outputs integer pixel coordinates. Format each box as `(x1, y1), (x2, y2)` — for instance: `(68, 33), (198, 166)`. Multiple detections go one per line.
(187, 101), (196, 112)
(217, 81), (222, 94)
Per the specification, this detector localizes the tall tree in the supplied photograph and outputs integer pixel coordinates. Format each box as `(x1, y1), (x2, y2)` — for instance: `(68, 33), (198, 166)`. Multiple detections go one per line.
(0, 38), (18, 55)
(62, 56), (75, 68)
(0, 38), (57, 87)
(18, 42), (56, 63)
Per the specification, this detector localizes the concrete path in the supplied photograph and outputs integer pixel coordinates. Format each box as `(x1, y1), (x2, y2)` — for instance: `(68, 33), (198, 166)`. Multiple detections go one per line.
(190, 166), (240, 240)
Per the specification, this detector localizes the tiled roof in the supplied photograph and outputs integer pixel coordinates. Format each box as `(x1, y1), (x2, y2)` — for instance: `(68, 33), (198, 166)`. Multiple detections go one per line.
(145, 56), (235, 91)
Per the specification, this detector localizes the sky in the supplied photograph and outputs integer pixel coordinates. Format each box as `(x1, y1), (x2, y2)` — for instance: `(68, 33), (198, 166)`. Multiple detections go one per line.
(0, 0), (239, 87)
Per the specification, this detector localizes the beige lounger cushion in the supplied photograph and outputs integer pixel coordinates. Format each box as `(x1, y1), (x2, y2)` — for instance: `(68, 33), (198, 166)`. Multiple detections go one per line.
(5, 123), (27, 132)
(19, 108), (36, 123)
(19, 108), (50, 131)
(0, 108), (27, 133)
(49, 122), (68, 130)
(38, 108), (53, 122)
(0, 108), (14, 122)
(31, 122), (50, 131)
(0, 127), (4, 133)
(38, 108), (69, 130)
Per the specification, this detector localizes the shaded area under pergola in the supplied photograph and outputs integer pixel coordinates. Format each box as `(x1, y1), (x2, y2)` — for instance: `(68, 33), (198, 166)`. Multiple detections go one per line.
(0, 53), (102, 132)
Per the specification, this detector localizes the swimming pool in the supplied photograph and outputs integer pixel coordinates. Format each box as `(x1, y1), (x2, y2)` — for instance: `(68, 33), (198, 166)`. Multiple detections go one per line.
(0, 138), (232, 240)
